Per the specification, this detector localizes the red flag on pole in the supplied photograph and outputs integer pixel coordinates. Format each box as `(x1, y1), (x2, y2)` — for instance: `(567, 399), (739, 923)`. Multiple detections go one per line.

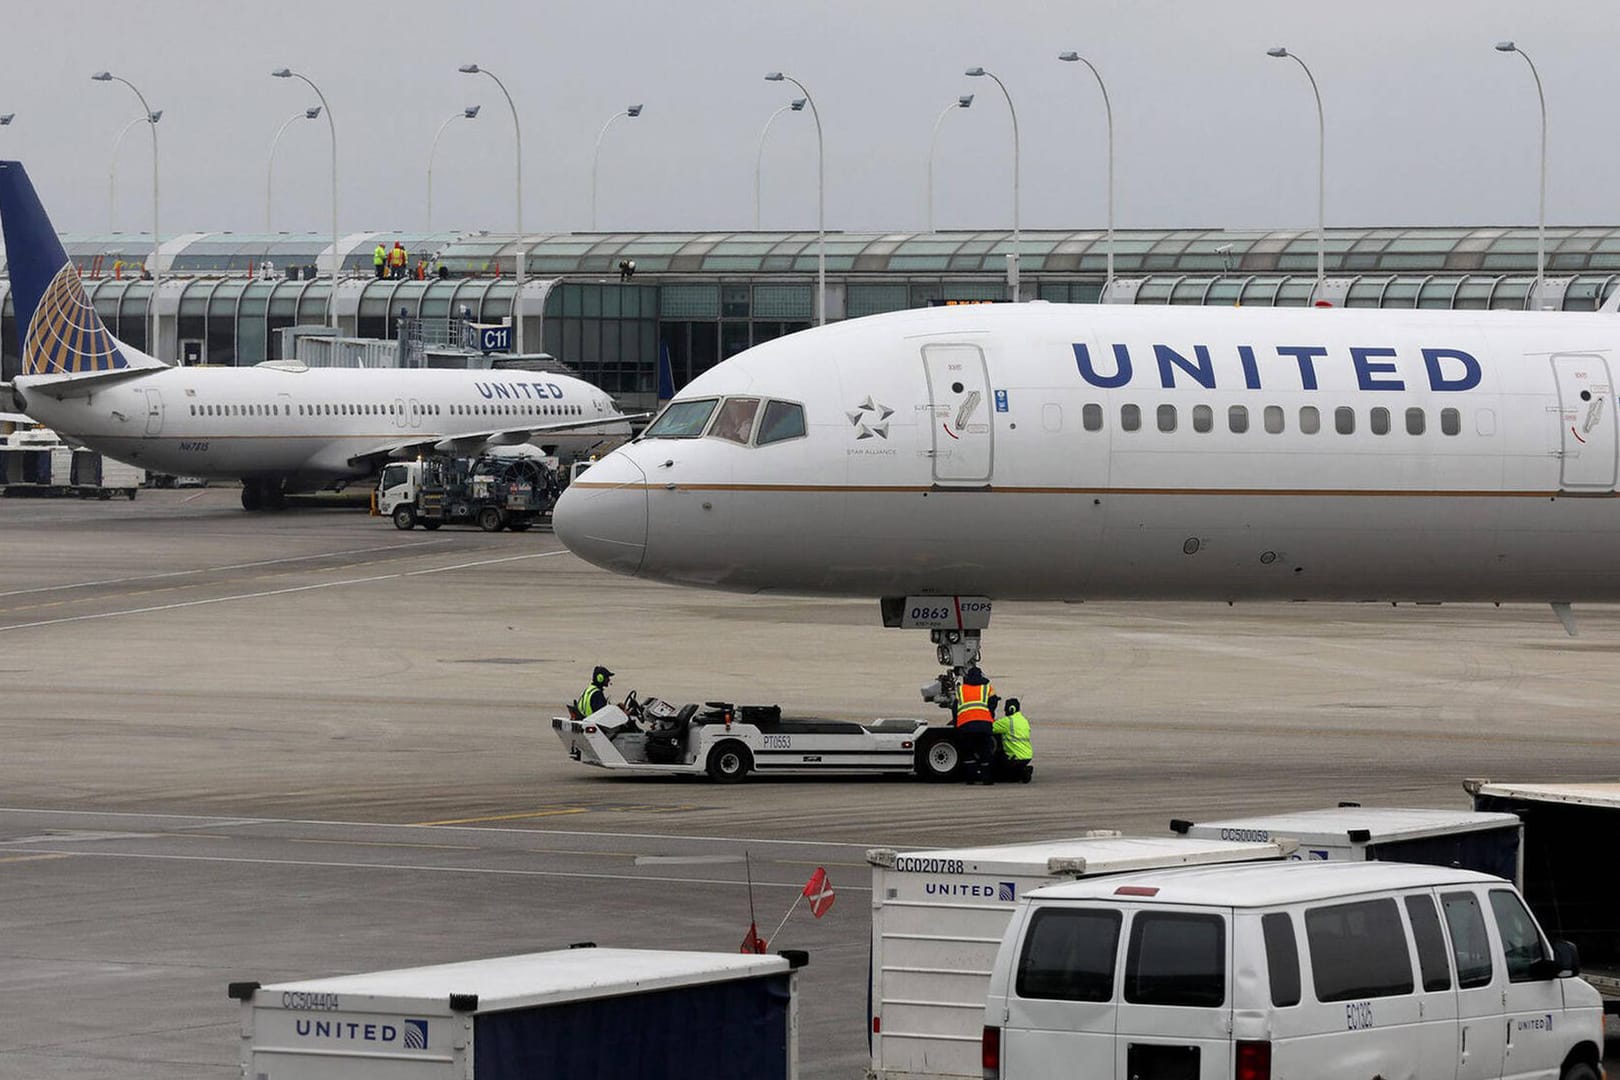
(804, 867), (836, 918)
(740, 921), (768, 954)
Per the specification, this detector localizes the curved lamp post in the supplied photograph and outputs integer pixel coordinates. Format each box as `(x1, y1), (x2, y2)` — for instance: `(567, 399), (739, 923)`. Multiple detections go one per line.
(1058, 51), (1115, 292)
(965, 67), (1021, 301)
(927, 94), (972, 234)
(765, 72), (825, 324)
(591, 104), (642, 232)
(1496, 41), (1549, 308)
(754, 98), (805, 231)
(459, 64), (525, 352)
(266, 107), (321, 232)
(272, 68), (338, 325)
(109, 110), (162, 235)
(93, 72), (161, 352)
(1266, 47), (1326, 298)
(428, 105), (479, 232)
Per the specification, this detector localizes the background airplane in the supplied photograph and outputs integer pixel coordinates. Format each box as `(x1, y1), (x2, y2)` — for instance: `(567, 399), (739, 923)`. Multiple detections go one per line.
(0, 160), (635, 510)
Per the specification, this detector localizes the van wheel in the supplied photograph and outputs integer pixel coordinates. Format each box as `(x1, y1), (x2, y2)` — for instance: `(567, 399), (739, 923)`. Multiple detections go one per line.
(392, 506), (416, 530)
(1561, 1064), (1600, 1080)
(706, 741), (752, 783)
(478, 507), (505, 532)
(915, 730), (962, 782)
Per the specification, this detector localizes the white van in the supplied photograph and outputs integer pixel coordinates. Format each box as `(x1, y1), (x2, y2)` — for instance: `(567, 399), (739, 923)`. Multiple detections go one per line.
(984, 861), (1604, 1080)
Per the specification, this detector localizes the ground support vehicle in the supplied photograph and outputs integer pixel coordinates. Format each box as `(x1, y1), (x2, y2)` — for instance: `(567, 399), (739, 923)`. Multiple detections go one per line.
(377, 452), (561, 532)
(866, 835), (1294, 1080)
(0, 429), (141, 499)
(1468, 778), (1620, 1012)
(230, 945), (802, 1079)
(985, 860), (1605, 1080)
(553, 694), (931, 782)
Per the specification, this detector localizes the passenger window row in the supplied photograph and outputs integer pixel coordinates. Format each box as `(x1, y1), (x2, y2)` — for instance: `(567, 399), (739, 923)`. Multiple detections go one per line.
(186, 401), (582, 420)
(1082, 402), (1466, 437)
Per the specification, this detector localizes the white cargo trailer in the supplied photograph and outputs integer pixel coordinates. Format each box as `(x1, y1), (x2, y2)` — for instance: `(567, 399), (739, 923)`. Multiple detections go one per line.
(865, 833), (1293, 1080)
(231, 946), (802, 1080)
(1171, 804), (1523, 883)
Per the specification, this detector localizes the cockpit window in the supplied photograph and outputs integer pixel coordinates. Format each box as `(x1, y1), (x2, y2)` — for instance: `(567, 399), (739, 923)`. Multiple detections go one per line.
(756, 400), (807, 445)
(644, 397), (719, 438)
(707, 397), (761, 444)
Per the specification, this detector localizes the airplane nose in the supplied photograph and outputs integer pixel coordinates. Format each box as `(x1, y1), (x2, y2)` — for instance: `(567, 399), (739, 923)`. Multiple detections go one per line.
(553, 452), (648, 576)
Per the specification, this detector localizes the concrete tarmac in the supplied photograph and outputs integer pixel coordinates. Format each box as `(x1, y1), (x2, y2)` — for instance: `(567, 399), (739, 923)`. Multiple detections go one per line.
(2, 488), (1618, 1077)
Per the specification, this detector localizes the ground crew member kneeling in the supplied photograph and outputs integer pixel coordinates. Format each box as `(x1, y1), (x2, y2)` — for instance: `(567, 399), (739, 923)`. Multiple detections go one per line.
(575, 665), (614, 718)
(993, 697), (1034, 783)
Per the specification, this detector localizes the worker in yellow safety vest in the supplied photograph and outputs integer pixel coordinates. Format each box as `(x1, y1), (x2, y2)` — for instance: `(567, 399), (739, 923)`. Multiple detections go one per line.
(954, 666), (998, 784)
(575, 665), (614, 718)
(992, 697), (1034, 783)
(373, 242), (387, 280)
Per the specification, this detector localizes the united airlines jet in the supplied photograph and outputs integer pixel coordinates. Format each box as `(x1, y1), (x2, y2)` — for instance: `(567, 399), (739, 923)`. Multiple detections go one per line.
(555, 290), (1620, 624)
(0, 161), (634, 510)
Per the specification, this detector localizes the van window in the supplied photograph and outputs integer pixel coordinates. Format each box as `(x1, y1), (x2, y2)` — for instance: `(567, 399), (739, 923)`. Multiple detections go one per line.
(1441, 892), (1493, 989)
(1262, 912), (1301, 1007)
(1125, 912), (1226, 1007)
(1489, 890), (1546, 982)
(380, 465), (407, 490)
(1404, 895), (1453, 992)
(1305, 898), (1414, 1002)
(1016, 908), (1122, 1002)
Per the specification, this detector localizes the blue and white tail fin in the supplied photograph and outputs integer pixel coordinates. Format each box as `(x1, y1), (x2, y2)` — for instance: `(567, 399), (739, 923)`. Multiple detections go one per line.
(0, 160), (162, 377)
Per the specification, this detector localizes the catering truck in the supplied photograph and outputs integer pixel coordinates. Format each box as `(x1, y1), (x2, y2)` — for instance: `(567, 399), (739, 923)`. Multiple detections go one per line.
(865, 833), (1294, 1080)
(1467, 779), (1620, 1012)
(229, 945), (804, 1079)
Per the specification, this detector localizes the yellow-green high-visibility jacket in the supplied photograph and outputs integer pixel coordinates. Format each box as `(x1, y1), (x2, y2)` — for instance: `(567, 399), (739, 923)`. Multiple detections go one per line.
(992, 711), (1032, 760)
(576, 685), (606, 717)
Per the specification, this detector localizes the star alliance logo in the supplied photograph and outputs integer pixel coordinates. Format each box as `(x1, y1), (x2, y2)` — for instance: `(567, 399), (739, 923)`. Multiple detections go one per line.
(847, 396), (894, 440)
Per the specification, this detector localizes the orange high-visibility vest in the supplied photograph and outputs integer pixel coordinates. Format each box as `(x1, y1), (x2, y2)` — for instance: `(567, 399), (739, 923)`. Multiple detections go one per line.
(955, 681), (993, 726)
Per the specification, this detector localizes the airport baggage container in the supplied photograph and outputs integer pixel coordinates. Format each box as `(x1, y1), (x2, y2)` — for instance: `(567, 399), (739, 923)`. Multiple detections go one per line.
(230, 946), (802, 1080)
(865, 833), (1293, 1080)
(1468, 779), (1620, 1010)
(1171, 804), (1523, 883)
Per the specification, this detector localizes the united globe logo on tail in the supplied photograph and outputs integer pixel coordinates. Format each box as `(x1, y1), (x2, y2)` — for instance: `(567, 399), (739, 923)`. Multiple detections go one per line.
(24, 262), (127, 375)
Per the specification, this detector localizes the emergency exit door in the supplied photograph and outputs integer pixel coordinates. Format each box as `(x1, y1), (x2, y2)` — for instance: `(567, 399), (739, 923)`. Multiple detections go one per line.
(922, 343), (994, 484)
(1551, 353), (1617, 490)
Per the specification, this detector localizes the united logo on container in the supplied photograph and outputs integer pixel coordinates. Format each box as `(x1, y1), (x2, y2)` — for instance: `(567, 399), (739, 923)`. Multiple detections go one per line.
(402, 1019), (429, 1050)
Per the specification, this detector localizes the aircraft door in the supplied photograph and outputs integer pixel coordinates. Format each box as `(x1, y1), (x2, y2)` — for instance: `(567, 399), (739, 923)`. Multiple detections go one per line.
(407, 397), (422, 429)
(143, 388), (164, 436)
(922, 343), (993, 484)
(1551, 353), (1617, 490)
(393, 398), (407, 429)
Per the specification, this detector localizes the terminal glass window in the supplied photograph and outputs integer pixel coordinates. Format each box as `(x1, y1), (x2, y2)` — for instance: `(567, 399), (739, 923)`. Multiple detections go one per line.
(1016, 908), (1122, 1002)
(1489, 890), (1546, 982)
(1404, 895), (1453, 992)
(756, 400), (807, 446)
(1121, 404), (1141, 432)
(1264, 405), (1285, 434)
(1299, 406), (1320, 434)
(1157, 404), (1177, 433)
(708, 397), (761, 444)
(1262, 913), (1301, 1007)
(1125, 912), (1226, 1007)
(1305, 898), (1414, 1001)
(643, 397), (718, 438)
(1371, 407), (1391, 435)
(1335, 407), (1356, 435)
(1406, 408), (1426, 435)
(1082, 404), (1103, 432)
(1442, 892), (1493, 989)
(1192, 404), (1213, 433)
(1441, 408), (1461, 436)
(1228, 405), (1249, 434)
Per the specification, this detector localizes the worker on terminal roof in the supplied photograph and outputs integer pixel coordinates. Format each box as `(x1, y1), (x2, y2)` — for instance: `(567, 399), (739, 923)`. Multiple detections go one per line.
(575, 665), (615, 719)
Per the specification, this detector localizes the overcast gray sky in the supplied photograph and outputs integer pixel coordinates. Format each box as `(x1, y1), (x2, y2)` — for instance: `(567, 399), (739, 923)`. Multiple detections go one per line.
(0, 1), (1614, 240)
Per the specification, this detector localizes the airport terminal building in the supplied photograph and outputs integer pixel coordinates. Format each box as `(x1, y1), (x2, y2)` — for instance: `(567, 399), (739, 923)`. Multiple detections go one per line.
(3, 225), (1618, 409)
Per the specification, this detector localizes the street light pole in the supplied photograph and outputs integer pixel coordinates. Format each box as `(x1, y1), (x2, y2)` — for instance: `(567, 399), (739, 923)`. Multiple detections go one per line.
(92, 73), (161, 355)
(460, 65), (525, 352)
(1058, 52), (1115, 293)
(428, 106), (479, 232)
(966, 67), (1021, 301)
(754, 98), (805, 231)
(272, 69), (338, 327)
(591, 104), (643, 232)
(267, 107), (321, 232)
(1267, 47), (1326, 298)
(766, 72), (825, 325)
(927, 95), (973, 234)
(1497, 41), (1549, 308)
(108, 113), (158, 234)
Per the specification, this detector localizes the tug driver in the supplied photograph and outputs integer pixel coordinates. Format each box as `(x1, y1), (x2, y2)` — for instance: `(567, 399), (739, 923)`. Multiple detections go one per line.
(575, 665), (614, 718)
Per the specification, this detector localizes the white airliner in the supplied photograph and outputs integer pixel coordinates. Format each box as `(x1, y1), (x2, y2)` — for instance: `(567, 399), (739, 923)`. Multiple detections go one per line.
(555, 299), (1620, 621)
(0, 161), (633, 510)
